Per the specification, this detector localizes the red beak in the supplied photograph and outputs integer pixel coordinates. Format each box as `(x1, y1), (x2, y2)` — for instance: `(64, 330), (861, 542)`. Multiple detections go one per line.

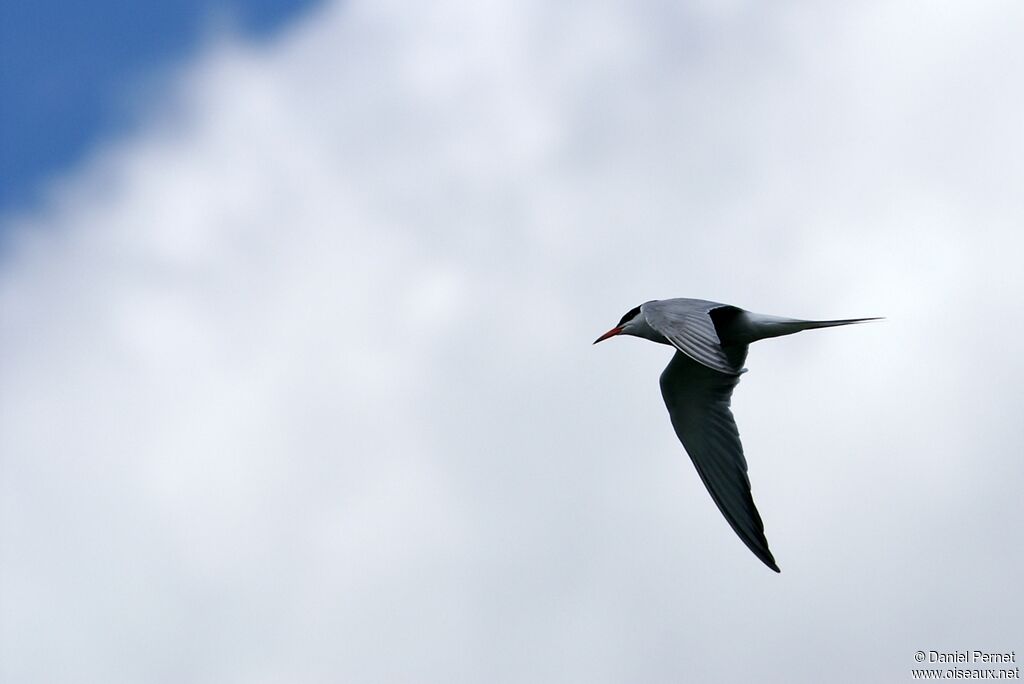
(593, 326), (623, 344)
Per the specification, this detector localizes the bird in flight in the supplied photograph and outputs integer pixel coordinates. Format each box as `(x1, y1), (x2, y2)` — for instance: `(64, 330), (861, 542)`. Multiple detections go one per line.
(594, 298), (879, 572)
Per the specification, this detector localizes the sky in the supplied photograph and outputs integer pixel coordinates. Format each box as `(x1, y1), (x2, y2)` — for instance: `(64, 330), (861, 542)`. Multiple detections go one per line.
(1, 1), (1022, 682)
(0, 0), (317, 215)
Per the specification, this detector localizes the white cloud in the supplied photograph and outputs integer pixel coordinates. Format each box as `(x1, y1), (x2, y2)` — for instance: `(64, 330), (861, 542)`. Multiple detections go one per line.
(2, 1), (1022, 682)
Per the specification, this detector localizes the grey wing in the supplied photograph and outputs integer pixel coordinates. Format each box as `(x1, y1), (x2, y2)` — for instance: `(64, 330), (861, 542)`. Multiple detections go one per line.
(642, 299), (746, 375)
(659, 350), (780, 572)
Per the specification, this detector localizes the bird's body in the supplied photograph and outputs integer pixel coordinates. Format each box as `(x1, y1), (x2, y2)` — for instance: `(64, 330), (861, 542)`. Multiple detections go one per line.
(594, 298), (879, 572)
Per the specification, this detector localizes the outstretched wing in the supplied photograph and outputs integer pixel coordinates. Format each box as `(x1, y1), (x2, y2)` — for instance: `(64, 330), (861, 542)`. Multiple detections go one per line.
(641, 299), (746, 375)
(659, 350), (779, 572)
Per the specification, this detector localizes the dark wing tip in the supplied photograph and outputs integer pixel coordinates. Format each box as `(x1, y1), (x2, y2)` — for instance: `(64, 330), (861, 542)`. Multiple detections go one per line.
(750, 542), (780, 572)
(749, 534), (781, 573)
(754, 537), (780, 572)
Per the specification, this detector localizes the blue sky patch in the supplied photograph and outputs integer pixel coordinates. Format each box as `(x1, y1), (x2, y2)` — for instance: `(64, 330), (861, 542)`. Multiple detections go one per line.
(0, 0), (320, 216)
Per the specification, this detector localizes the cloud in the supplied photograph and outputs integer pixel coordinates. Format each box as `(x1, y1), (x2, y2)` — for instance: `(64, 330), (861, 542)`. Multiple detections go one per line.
(2, 1), (1022, 682)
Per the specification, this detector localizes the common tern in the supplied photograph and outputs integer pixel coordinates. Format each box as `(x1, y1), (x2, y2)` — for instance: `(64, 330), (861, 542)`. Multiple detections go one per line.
(594, 298), (879, 572)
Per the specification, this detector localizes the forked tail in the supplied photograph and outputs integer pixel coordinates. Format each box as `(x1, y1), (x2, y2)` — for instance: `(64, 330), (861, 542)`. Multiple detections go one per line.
(779, 317), (883, 333)
(712, 308), (883, 345)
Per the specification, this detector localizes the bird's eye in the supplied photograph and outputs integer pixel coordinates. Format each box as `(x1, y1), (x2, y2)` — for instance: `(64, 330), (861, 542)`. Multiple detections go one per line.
(617, 306), (642, 327)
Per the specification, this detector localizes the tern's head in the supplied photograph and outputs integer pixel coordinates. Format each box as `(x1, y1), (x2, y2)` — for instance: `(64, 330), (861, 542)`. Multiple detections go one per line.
(593, 304), (644, 344)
